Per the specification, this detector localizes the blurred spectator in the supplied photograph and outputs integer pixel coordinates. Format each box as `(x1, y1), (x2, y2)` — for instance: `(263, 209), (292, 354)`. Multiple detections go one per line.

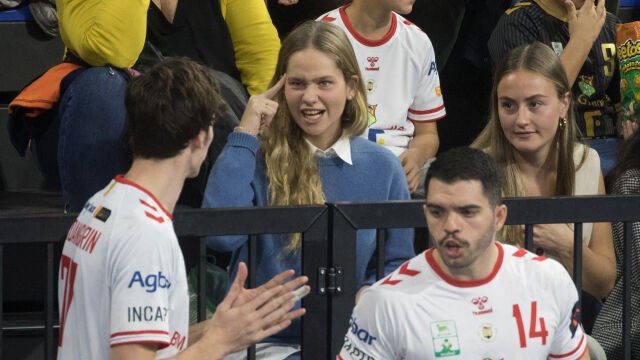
(592, 128), (640, 359)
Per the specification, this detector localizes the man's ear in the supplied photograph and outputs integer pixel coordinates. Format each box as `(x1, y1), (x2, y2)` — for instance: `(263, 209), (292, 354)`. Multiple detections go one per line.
(190, 129), (208, 151)
(494, 204), (507, 232)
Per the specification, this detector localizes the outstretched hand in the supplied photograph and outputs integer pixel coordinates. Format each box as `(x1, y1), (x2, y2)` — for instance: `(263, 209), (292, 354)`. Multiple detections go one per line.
(237, 76), (286, 136)
(198, 262), (308, 357)
(565, 0), (606, 47)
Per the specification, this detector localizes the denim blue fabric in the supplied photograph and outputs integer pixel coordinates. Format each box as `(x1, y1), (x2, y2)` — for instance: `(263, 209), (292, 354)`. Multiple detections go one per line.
(34, 66), (131, 212)
(585, 137), (620, 178)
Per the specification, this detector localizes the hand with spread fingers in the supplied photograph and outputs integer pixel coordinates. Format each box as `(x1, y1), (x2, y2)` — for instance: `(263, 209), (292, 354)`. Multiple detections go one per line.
(196, 262), (307, 358)
(565, 0), (606, 47)
(236, 75), (286, 136)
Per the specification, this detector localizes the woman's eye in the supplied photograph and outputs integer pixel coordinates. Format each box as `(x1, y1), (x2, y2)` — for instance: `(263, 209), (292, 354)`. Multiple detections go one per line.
(500, 102), (514, 110)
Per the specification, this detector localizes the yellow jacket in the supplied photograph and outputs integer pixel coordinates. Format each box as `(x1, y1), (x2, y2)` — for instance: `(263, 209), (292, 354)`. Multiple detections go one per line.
(56, 0), (280, 94)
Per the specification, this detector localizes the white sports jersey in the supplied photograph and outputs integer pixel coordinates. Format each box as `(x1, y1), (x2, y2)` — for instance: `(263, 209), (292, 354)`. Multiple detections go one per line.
(57, 176), (189, 360)
(319, 5), (446, 156)
(338, 243), (587, 359)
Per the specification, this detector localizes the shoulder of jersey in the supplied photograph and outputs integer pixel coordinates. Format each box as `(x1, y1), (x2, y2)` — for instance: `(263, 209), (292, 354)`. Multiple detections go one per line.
(503, 244), (567, 277)
(395, 13), (424, 34)
(374, 256), (426, 291)
(318, 8), (341, 23)
(135, 196), (171, 225)
(504, 1), (535, 15)
(114, 183), (171, 226)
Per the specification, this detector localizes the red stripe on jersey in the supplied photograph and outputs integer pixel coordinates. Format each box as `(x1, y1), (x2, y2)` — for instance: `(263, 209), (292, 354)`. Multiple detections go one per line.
(408, 113), (446, 123)
(403, 20), (414, 26)
(381, 261), (420, 286)
(115, 175), (173, 219)
(111, 339), (169, 348)
(111, 330), (169, 338)
(548, 334), (586, 358)
(337, 355), (345, 360)
(145, 211), (165, 224)
(512, 248), (528, 257)
(381, 274), (401, 286)
(140, 199), (158, 211)
(321, 14), (336, 22)
(533, 256), (547, 261)
(408, 104), (445, 115)
(398, 261), (420, 276)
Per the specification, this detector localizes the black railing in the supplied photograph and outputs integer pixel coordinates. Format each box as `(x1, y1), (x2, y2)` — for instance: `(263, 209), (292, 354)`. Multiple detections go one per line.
(1, 195), (638, 359)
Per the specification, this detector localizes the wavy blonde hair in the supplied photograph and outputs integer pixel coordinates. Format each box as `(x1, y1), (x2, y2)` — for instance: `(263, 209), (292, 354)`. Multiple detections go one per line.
(261, 21), (368, 252)
(471, 42), (587, 246)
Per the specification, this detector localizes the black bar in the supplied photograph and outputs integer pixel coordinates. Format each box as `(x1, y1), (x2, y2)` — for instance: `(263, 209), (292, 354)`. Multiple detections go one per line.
(524, 224), (534, 251)
(301, 207), (329, 359)
(573, 223), (583, 305)
(329, 205), (358, 357)
(376, 230), (385, 281)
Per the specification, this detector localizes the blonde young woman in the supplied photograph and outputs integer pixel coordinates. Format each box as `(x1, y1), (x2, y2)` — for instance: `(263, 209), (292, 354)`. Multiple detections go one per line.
(471, 42), (615, 301)
(202, 21), (414, 359)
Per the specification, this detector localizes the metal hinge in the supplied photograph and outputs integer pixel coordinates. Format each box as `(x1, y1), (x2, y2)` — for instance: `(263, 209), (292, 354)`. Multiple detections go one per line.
(317, 266), (343, 295)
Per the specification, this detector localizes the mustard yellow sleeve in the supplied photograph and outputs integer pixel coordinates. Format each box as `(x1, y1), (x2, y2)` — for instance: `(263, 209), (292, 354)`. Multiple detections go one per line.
(56, 0), (149, 67)
(222, 0), (280, 94)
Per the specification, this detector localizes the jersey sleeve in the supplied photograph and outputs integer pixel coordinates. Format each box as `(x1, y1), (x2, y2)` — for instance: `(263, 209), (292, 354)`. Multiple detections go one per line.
(223, 0), (280, 94)
(337, 288), (401, 359)
(56, 0), (147, 67)
(108, 223), (176, 348)
(548, 267), (588, 359)
(487, 7), (539, 66)
(407, 36), (446, 123)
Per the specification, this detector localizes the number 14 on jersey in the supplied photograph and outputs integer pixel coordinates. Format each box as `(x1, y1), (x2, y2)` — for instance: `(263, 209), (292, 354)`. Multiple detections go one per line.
(513, 301), (549, 348)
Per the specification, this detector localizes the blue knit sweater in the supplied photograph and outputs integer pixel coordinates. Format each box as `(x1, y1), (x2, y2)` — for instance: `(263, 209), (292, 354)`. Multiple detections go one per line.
(202, 132), (415, 344)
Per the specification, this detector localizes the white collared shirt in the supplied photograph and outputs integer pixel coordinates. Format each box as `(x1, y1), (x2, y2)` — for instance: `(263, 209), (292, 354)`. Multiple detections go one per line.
(305, 133), (353, 165)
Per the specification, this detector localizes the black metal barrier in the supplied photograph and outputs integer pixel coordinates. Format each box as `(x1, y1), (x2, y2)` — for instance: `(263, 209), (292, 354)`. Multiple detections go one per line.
(0, 195), (638, 359)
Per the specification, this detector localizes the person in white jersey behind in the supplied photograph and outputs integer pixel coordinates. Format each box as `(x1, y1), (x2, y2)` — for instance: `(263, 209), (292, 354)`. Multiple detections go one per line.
(337, 147), (589, 359)
(57, 57), (308, 360)
(318, 0), (445, 196)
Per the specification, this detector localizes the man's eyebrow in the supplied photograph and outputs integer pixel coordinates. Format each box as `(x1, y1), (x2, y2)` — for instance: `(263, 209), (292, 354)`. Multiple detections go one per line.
(425, 204), (482, 211)
(456, 205), (482, 211)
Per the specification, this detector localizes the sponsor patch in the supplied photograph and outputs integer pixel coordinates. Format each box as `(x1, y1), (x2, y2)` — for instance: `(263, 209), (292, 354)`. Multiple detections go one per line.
(431, 321), (461, 357)
(93, 206), (111, 222)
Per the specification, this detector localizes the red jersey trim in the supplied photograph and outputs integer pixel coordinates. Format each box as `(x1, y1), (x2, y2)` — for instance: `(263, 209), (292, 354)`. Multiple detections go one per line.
(110, 339), (169, 348)
(408, 105), (446, 115)
(408, 114), (446, 123)
(339, 5), (397, 47)
(548, 334), (586, 358)
(425, 242), (504, 287)
(115, 175), (173, 220)
(110, 329), (169, 338)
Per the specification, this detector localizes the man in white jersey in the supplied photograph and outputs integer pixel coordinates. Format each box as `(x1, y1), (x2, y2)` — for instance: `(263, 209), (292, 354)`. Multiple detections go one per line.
(319, 0), (445, 195)
(57, 58), (308, 360)
(337, 147), (589, 359)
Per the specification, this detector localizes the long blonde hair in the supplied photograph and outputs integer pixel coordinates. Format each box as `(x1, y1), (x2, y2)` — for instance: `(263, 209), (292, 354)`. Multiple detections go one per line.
(261, 21), (368, 252)
(471, 42), (587, 246)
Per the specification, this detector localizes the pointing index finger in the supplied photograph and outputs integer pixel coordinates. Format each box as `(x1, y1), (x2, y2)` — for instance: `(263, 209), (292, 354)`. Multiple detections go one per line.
(263, 75), (286, 100)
